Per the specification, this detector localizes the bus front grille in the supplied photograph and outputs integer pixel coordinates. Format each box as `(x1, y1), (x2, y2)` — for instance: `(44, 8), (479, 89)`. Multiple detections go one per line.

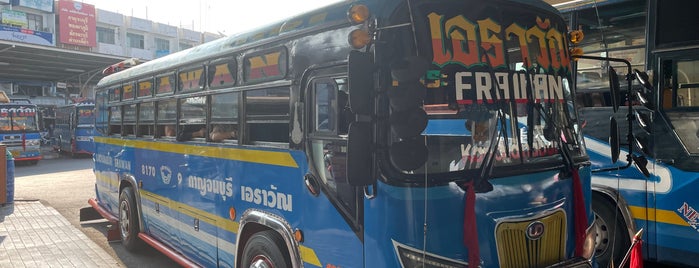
(495, 210), (567, 268)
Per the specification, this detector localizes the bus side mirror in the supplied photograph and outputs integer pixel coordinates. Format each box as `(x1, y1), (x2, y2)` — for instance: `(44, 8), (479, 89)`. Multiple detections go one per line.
(610, 117), (620, 163)
(634, 69), (653, 90)
(348, 50), (374, 115)
(633, 69), (654, 109)
(347, 121), (374, 186)
(347, 50), (376, 187)
(608, 66), (620, 113)
(634, 109), (652, 134)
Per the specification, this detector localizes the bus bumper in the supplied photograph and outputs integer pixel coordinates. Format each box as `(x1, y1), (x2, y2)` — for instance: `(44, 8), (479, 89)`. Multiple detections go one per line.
(82, 198), (120, 242)
(547, 257), (592, 268)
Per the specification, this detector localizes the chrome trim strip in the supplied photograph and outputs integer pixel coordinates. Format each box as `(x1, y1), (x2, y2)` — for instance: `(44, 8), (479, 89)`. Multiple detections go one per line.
(591, 185), (637, 243)
(120, 173), (145, 232)
(237, 209), (303, 267)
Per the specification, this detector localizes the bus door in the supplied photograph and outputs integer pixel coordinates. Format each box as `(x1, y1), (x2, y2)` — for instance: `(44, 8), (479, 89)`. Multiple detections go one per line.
(305, 74), (363, 267)
(649, 51), (699, 264)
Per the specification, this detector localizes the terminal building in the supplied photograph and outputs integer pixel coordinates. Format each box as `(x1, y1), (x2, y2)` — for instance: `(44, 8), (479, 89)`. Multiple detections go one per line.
(0, 0), (221, 106)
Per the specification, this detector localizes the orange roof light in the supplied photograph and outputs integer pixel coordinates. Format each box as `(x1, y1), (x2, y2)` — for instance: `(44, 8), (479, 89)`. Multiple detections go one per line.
(349, 29), (371, 49)
(348, 4), (370, 24)
(569, 30), (584, 44)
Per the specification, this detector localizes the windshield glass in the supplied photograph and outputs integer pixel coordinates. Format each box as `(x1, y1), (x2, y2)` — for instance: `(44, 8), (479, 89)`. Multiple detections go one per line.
(409, 1), (584, 175)
(0, 105), (39, 132)
(78, 106), (95, 125)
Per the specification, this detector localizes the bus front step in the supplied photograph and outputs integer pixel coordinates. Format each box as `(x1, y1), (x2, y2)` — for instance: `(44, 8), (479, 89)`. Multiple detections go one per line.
(84, 198), (122, 242)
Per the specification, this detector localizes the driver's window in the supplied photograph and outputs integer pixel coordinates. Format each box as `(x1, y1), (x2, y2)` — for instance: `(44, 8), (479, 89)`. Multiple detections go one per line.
(675, 60), (699, 107)
(309, 77), (356, 214)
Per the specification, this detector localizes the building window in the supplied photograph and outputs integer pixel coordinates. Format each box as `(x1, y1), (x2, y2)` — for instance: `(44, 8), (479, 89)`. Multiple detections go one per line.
(179, 43), (193, 50)
(155, 38), (169, 51)
(97, 27), (115, 44)
(127, 33), (145, 49)
(27, 14), (43, 31)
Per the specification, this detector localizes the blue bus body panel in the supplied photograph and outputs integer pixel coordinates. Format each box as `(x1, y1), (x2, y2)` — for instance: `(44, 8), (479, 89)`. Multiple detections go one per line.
(586, 136), (699, 265)
(93, 137), (364, 267)
(1, 132), (42, 161)
(74, 127), (95, 154)
(365, 167), (592, 267)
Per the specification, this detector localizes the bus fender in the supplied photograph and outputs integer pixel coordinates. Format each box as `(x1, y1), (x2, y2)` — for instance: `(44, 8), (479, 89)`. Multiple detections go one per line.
(119, 173), (145, 233)
(236, 209), (303, 267)
(591, 184), (637, 242)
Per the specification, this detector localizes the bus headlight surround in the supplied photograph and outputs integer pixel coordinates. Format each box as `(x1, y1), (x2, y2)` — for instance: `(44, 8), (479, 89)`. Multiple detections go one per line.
(348, 29), (371, 49)
(582, 219), (598, 260)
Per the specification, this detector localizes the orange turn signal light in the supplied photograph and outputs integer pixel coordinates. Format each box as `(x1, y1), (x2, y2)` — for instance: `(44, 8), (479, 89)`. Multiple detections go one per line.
(229, 207), (236, 221)
(569, 30), (584, 44)
(294, 229), (304, 242)
(349, 29), (371, 49)
(348, 4), (370, 24)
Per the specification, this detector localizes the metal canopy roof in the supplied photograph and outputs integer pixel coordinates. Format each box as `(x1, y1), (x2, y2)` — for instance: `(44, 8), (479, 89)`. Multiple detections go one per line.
(0, 40), (128, 87)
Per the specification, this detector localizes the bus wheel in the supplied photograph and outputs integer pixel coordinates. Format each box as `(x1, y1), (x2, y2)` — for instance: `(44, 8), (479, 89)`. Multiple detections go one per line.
(119, 186), (143, 251)
(241, 230), (290, 268)
(592, 193), (630, 268)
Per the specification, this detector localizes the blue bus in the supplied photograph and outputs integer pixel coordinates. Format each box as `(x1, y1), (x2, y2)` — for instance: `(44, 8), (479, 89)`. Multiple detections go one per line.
(558, 0), (699, 267)
(0, 94), (42, 165)
(54, 101), (96, 156)
(86, 1), (599, 267)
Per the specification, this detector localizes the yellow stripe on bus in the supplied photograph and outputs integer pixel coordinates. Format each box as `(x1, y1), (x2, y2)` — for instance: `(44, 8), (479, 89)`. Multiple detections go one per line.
(299, 245), (322, 267)
(94, 136), (298, 168)
(629, 205), (689, 226)
(139, 189), (241, 234)
(139, 189), (321, 265)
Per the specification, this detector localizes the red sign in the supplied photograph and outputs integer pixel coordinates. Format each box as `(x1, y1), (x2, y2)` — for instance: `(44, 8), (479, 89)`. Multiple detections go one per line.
(58, 0), (96, 47)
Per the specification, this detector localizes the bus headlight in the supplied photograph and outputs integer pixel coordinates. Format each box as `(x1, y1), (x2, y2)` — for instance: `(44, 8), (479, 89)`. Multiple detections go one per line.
(394, 240), (467, 268)
(25, 139), (40, 146)
(582, 220), (598, 260)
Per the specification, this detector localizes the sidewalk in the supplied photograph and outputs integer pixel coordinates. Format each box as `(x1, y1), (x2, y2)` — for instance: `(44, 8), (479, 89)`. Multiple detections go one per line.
(0, 200), (119, 267)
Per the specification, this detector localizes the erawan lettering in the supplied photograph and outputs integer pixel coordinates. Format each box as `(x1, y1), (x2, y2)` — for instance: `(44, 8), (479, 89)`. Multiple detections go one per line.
(454, 71), (564, 104)
(114, 158), (131, 170)
(94, 154), (113, 166)
(241, 186), (293, 212)
(187, 175), (234, 200)
(428, 13), (570, 73)
(454, 138), (559, 170)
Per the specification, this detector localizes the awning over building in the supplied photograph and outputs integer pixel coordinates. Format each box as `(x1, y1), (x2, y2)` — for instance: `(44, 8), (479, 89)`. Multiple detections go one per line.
(0, 40), (128, 87)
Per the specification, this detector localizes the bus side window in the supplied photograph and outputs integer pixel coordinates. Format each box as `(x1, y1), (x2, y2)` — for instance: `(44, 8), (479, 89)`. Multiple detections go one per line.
(211, 92), (239, 143)
(123, 104), (136, 136)
(245, 87), (290, 145)
(178, 96), (207, 141)
(109, 106), (121, 135)
(157, 99), (177, 138)
(138, 102), (155, 137)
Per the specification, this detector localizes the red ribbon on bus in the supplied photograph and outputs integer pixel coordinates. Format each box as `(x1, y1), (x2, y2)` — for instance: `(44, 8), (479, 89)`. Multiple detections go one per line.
(462, 180), (479, 267)
(572, 168), (587, 257)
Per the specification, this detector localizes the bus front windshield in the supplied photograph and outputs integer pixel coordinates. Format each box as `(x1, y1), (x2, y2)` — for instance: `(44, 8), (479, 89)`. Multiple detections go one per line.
(409, 1), (585, 176)
(0, 105), (39, 132)
(77, 106), (95, 126)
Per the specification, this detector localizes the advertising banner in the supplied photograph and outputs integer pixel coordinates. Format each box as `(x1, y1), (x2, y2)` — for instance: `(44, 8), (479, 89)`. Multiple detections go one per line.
(18, 0), (54, 13)
(58, 0), (96, 47)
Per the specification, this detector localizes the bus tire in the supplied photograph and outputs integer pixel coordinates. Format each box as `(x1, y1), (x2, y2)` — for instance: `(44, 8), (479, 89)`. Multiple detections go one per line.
(592, 193), (630, 268)
(119, 186), (143, 252)
(241, 230), (290, 268)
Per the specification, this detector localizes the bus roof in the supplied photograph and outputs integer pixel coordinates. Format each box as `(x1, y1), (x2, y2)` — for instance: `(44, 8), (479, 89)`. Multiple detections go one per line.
(96, 0), (561, 88)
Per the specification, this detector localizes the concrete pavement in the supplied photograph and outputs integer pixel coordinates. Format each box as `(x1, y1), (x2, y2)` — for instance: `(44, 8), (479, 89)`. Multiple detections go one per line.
(0, 200), (119, 267)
